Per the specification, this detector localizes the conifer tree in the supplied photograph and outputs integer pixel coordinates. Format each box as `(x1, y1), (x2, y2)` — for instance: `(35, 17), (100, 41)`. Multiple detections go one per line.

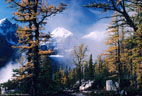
(85, 0), (138, 32)
(104, 13), (123, 87)
(6, 0), (66, 95)
(68, 68), (77, 88)
(39, 55), (53, 94)
(95, 55), (104, 75)
(132, 25), (142, 88)
(73, 43), (87, 86)
(54, 67), (67, 90)
(88, 54), (94, 80)
(83, 61), (89, 81)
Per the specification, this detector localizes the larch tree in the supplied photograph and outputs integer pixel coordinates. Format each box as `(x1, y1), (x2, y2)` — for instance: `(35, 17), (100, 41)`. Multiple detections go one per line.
(95, 55), (104, 75)
(6, 0), (66, 95)
(73, 43), (87, 86)
(85, 0), (142, 82)
(132, 0), (142, 88)
(104, 13), (123, 88)
(85, 0), (138, 32)
(132, 25), (142, 88)
(54, 67), (67, 90)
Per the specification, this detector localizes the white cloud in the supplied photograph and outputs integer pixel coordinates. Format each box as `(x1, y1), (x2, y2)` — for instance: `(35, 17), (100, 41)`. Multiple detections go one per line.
(0, 53), (26, 83)
(0, 62), (19, 83)
(83, 19), (110, 42)
(81, 19), (111, 59)
(83, 31), (106, 41)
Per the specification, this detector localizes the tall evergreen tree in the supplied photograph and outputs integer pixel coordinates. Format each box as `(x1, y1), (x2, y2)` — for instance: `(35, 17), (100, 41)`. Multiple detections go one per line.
(83, 62), (89, 81)
(88, 54), (94, 80)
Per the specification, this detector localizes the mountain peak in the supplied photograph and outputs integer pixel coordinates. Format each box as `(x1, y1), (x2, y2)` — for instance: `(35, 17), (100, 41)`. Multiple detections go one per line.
(0, 18), (17, 45)
(0, 18), (12, 26)
(0, 18), (7, 23)
(51, 27), (73, 38)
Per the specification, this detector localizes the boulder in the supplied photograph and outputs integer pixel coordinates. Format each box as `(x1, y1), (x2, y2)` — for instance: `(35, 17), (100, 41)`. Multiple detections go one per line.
(106, 80), (119, 91)
(79, 80), (94, 91)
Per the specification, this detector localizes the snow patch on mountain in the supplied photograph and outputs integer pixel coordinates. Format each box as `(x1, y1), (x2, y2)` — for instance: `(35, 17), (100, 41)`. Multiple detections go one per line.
(0, 18), (8, 25)
(45, 27), (80, 68)
(51, 27), (73, 38)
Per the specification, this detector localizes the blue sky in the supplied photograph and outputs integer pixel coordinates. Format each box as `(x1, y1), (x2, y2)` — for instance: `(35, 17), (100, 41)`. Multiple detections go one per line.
(0, 0), (112, 34)
(0, 0), (14, 20)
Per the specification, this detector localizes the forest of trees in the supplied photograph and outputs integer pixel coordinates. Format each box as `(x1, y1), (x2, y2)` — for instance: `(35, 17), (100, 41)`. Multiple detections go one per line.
(1, 0), (142, 96)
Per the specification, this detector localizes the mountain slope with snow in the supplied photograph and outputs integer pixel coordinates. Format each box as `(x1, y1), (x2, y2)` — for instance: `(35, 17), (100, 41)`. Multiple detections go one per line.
(51, 27), (73, 38)
(50, 27), (80, 54)
(0, 18), (17, 68)
(0, 18), (17, 45)
(50, 27), (79, 67)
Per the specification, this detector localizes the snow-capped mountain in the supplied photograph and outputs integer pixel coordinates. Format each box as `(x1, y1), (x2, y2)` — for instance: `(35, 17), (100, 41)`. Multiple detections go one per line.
(50, 27), (80, 55)
(40, 27), (75, 48)
(0, 18), (17, 45)
(51, 27), (73, 38)
(48, 27), (79, 68)
(0, 18), (17, 68)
